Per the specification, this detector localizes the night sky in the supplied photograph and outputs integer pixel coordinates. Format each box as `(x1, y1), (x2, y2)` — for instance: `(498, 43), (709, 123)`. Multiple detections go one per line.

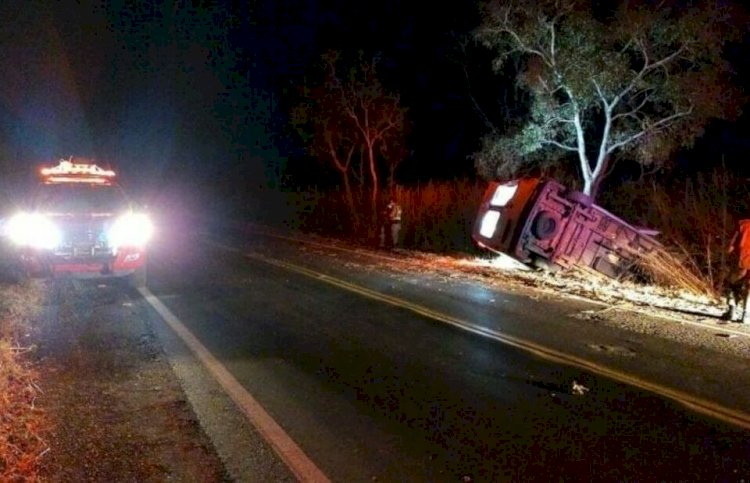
(0, 1), (746, 205)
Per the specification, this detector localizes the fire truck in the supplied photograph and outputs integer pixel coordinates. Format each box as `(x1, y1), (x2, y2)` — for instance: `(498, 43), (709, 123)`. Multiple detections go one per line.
(3, 158), (153, 287)
(472, 177), (661, 279)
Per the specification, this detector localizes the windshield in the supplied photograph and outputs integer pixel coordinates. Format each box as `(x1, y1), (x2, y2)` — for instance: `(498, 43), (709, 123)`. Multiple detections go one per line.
(33, 183), (131, 214)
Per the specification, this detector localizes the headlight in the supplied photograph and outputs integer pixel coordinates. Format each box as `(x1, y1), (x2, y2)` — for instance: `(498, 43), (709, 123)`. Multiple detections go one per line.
(479, 210), (501, 239)
(489, 181), (518, 207)
(6, 213), (61, 250)
(108, 213), (154, 249)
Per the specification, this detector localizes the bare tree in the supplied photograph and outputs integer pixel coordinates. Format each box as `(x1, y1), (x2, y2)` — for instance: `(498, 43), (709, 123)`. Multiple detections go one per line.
(291, 51), (409, 229)
(327, 52), (408, 217)
(474, 0), (745, 199)
(291, 76), (362, 229)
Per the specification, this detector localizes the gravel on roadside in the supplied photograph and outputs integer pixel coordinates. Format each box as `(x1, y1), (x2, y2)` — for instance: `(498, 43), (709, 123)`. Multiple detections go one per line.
(28, 278), (230, 482)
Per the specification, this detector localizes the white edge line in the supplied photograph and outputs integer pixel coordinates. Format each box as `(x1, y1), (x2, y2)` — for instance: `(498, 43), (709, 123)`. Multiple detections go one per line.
(138, 286), (331, 483)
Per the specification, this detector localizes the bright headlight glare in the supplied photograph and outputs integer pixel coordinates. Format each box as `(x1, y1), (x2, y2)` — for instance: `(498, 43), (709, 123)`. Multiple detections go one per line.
(490, 182), (518, 207)
(479, 210), (501, 239)
(108, 213), (154, 248)
(6, 213), (61, 249)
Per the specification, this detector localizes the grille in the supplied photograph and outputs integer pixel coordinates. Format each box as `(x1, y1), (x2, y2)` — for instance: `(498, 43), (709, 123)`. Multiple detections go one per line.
(53, 217), (114, 259)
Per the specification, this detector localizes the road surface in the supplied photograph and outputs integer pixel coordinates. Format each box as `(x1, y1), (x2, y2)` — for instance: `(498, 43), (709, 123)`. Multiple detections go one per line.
(121, 218), (750, 482)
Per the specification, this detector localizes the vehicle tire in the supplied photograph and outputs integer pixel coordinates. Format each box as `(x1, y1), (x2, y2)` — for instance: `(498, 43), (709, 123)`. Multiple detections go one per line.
(128, 265), (147, 289)
(531, 210), (558, 240)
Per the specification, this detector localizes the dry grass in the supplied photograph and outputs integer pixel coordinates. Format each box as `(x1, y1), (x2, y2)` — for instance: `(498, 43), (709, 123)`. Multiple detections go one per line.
(632, 247), (720, 300)
(600, 167), (747, 296)
(285, 178), (488, 253)
(0, 282), (47, 482)
(286, 166), (749, 297)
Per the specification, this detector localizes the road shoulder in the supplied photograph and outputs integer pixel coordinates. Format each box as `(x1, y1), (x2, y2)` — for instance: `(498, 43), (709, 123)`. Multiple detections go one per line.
(30, 278), (230, 481)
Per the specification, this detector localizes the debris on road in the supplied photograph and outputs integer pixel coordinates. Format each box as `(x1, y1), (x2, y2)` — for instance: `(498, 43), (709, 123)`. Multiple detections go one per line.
(571, 380), (590, 396)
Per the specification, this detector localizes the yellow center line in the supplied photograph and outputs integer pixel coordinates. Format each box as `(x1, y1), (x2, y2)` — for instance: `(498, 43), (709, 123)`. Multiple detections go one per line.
(235, 228), (746, 338)
(246, 251), (750, 432)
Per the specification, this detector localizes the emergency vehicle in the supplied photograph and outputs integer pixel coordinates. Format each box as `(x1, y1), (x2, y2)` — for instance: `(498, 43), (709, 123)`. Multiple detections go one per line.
(3, 157), (153, 287)
(472, 177), (661, 279)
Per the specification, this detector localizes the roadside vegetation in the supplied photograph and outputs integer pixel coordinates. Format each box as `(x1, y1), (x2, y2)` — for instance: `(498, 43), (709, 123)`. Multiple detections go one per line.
(599, 168), (746, 299)
(282, 178), (486, 254)
(281, 2), (746, 303)
(275, 164), (743, 301)
(0, 280), (46, 481)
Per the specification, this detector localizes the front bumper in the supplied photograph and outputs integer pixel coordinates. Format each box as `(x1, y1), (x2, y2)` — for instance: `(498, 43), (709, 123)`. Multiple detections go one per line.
(19, 246), (146, 278)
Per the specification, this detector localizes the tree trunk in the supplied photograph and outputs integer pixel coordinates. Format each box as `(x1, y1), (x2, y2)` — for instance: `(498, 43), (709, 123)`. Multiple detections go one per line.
(583, 177), (594, 197)
(341, 173), (360, 232)
(327, 142), (360, 233)
(366, 141), (379, 228)
(587, 154), (611, 200)
(587, 175), (602, 200)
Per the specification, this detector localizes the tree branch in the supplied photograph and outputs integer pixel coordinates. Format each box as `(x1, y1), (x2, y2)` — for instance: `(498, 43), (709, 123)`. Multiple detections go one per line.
(593, 79), (612, 110)
(325, 134), (352, 173)
(485, 8), (553, 68)
(548, 20), (556, 68)
(612, 91), (653, 122)
(456, 35), (499, 134)
(607, 107), (694, 153)
(613, 42), (685, 107)
(542, 138), (578, 151)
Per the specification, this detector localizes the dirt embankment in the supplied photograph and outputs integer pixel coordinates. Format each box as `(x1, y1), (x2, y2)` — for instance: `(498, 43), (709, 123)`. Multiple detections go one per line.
(1, 278), (230, 482)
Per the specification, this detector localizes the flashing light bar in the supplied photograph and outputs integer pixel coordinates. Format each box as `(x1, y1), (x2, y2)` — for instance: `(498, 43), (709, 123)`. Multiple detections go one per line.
(42, 175), (112, 184)
(41, 160), (116, 178)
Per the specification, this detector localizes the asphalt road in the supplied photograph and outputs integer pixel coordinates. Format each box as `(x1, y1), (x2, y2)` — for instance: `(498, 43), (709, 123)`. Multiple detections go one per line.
(137, 219), (750, 482)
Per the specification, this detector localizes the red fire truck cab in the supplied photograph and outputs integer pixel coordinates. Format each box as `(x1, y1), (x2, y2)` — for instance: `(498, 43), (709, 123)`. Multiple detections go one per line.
(472, 177), (661, 279)
(4, 158), (153, 287)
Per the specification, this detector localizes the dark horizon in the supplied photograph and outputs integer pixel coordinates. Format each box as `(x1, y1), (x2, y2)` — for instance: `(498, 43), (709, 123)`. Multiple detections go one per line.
(0, 0), (747, 204)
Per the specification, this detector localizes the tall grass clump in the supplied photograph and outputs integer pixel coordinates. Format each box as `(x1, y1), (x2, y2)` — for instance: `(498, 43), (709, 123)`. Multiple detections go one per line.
(392, 179), (487, 253)
(281, 179), (488, 254)
(0, 283), (46, 481)
(601, 166), (746, 297)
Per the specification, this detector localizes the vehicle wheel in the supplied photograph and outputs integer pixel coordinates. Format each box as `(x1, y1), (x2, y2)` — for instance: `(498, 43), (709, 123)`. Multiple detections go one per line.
(531, 210), (558, 240)
(128, 265), (147, 289)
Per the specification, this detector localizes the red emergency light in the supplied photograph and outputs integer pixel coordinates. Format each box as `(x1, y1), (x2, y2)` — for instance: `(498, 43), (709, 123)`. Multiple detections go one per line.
(40, 159), (116, 184)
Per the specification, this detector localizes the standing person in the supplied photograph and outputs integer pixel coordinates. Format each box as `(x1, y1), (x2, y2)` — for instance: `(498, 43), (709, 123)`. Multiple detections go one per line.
(388, 197), (403, 249)
(380, 197), (402, 249)
(725, 218), (750, 322)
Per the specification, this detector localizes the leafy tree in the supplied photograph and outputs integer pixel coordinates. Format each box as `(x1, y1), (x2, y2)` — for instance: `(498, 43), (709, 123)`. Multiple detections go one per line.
(291, 51), (409, 230)
(474, 0), (745, 198)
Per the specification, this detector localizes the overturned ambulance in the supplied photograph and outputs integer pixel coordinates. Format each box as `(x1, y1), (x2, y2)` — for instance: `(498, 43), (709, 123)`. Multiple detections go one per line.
(472, 177), (661, 279)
